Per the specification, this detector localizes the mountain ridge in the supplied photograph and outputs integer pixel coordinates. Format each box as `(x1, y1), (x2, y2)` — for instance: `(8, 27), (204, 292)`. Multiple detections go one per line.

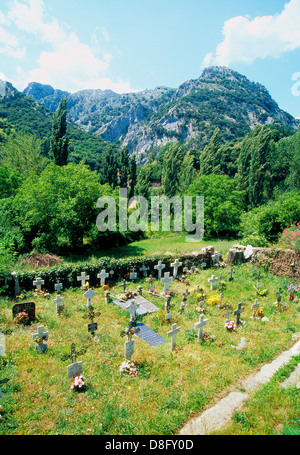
(10, 66), (300, 160)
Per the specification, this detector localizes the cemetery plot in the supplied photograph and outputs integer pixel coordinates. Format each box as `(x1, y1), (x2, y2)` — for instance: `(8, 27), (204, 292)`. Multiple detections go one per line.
(1, 261), (300, 436)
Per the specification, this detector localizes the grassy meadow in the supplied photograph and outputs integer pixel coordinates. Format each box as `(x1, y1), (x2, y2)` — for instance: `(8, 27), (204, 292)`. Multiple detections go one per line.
(0, 247), (300, 435)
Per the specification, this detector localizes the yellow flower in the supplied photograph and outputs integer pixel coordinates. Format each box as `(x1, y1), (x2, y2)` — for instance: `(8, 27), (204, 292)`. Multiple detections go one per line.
(207, 295), (221, 306)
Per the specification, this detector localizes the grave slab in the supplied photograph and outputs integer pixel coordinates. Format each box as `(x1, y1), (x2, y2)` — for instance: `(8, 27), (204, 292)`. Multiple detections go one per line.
(134, 322), (166, 347)
(113, 294), (160, 316)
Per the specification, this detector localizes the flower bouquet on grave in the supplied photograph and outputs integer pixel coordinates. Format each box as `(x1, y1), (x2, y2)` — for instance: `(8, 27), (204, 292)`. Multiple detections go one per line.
(71, 374), (86, 391)
(15, 311), (30, 326)
(201, 333), (215, 343)
(119, 359), (139, 377)
(207, 295), (222, 306)
(101, 284), (110, 291)
(196, 306), (206, 314)
(163, 290), (175, 297)
(34, 289), (50, 298)
(224, 319), (235, 331)
(254, 307), (265, 319)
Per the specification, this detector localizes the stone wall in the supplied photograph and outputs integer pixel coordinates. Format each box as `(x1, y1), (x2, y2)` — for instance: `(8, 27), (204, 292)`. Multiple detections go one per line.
(250, 247), (300, 282)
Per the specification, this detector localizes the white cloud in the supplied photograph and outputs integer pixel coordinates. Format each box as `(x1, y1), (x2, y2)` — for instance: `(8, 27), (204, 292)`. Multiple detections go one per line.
(203, 0), (300, 67)
(6, 0), (135, 93)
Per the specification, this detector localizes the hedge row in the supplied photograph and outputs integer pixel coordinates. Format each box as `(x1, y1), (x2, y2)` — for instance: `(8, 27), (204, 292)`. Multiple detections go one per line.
(1, 251), (213, 297)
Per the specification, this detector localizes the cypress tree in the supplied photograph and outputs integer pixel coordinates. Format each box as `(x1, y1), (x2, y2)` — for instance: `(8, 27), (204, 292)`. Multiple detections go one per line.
(50, 97), (69, 166)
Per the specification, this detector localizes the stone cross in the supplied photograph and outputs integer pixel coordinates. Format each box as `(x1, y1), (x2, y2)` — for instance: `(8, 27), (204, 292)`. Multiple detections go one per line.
(53, 295), (64, 314)
(109, 269), (115, 278)
(201, 261), (207, 269)
(251, 299), (260, 317)
(140, 264), (150, 277)
(83, 288), (96, 309)
(32, 326), (48, 353)
(11, 272), (21, 297)
(225, 306), (233, 320)
(194, 314), (208, 340)
(234, 302), (245, 325)
(83, 309), (101, 336)
(125, 299), (140, 322)
(167, 323), (180, 351)
(171, 259), (183, 278)
(77, 272), (90, 287)
(164, 294), (172, 313)
(208, 275), (219, 290)
(276, 288), (283, 303)
(252, 266), (259, 277)
(154, 261), (166, 279)
(212, 252), (222, 266)
(161, 272), (174, 292)
(118, 279), (130, 293)
(97, 269), (109, 286)
(33, 277), (44, 291)
(147, 275), (156, 291)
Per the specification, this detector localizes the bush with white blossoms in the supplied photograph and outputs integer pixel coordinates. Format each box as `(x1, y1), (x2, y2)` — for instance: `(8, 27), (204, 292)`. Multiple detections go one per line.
(71, 374), (86, 390)
(119, 359), (139, 377)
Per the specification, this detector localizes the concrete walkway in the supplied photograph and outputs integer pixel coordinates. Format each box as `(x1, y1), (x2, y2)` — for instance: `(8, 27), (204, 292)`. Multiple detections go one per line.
(179, 337), (300, 435)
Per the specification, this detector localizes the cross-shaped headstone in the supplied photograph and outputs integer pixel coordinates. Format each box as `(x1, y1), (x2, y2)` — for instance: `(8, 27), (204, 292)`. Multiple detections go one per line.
(225, 305), (233, 320)
(167, 323), (180, 351)
(252, 266), (259, 277)
(77, 272), (90, 287)
(182, 288), (190, 302)
(194, 314), (208, 340)
(125, 339), (135, 360)
(125, 299), (140, 322)
(97, 269), (109, 286)
(276, 287), (283, 303)
(161, 272), (174, 292)
(33, 277), (44, 291)
(118, 279), (130, 293)
(171, 259), (183, 278)
(61, 342), (87, 363)
(139, 264), (150, 277)
(83, 288), (96, 309)
(234, 302), (245, 325)
(154, 261), (166, 279)
(212, 252), (222, 264)
(147, 275), (156, 291)
(53, 295), (64, 314)
(228, 268), (235, 282)
(251, 299), (260, 317)
(32, 326), (48, 352)
(208, 275), (219, 290)
(83, 309), (101, 336)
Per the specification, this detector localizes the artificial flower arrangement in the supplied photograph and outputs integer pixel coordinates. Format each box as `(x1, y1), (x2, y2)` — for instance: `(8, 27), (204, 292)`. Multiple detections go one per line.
(34, 289), (50, 298)
(101, 284), (110, 291)
(15, 311), (30, 326)
(207, 295), (222, 306)
(196, 306), (206, 314)
(224, 319), (235, 331)
(116, 290), (138, 301)
(82, 282), (89, 290)
(71, 374), (86, 391)
(254, 307), (265, 318)
(201, 333), (215, 343)
(119, 359), (139, 377)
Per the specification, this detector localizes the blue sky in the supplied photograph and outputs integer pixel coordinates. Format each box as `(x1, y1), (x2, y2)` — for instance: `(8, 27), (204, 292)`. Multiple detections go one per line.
(0, 0), (299, 117)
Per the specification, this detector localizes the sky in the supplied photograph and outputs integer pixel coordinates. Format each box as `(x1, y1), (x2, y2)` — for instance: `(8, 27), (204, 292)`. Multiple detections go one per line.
(0, 0), (300, 118)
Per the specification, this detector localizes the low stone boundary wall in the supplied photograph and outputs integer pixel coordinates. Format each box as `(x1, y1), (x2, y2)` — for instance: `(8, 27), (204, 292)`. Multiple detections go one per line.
(251, 247), (300, 281)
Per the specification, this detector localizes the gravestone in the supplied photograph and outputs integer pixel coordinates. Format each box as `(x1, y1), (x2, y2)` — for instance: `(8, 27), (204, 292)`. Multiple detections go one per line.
(12, 302), (36, 322)
(228, 268), (235, 282)
(32, 326), (48, 353)
(161, 272), (174, 292)
(125, 299), (140, 323)
(167, 323), (180, 351)
(208, 275), (218, 290)
(129, 268), (137, 281)
(83, 289), (96, 309)
(234, 302), (245, 325)
(251, 299), (260, 318)
(53, 295), (64, 314)
(97, 269), (109, 286)
(67, 361), (83, 379)
(147, 275), (156, 291)
(194, 314), (208, 340)
(54, 282), (63, 292)
(134, 322), (167, 347)
(113, 294), (159, 316)
(77, 272), (90, 287)
(118, 279), (130, 293)
(154, 261), (165, 280)
(171, 259), (183, 278)
(33, 277), (44, 291)
(83, 309), (101, 336)
(11, 272), (21, 297)
(140, 265), (150, 277)
(125, 339), (135, 360)
(0, 331), (5, 356)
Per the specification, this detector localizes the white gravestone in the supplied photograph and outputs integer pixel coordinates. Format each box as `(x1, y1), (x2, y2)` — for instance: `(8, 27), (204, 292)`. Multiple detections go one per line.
(97, 269), (109, 286)
(125, 339), (135, 360)
(77, 272), (90, 287)
(161, 272), (174, 292)
(33, 277), (44, 291)
(194, 314), (208, 340)
(167, 323), (180, 351)
(53, 295), (64, 314)
(171, 259), (183, 278)
(208, 275), (219, 290)
(83, 289), (96, 309)
(154, 261), (166, 279)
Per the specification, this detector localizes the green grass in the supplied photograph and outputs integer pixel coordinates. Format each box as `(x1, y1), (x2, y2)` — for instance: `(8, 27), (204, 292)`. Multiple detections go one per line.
(0, 261), (299, 435)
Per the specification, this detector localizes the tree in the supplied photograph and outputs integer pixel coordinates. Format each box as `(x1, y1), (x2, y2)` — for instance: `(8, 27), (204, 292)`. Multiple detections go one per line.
(99, 149), (118, 188)
(0, 132), (48, 177)
(161, 143), (184, 197)
(178, 150), (197, 193)
(135, 163), (153, 199)
(50, 97), (69, 166)
(119, 147), (129, 188)
(200, 128), (221, 175)
(129, 154), (137, 198)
